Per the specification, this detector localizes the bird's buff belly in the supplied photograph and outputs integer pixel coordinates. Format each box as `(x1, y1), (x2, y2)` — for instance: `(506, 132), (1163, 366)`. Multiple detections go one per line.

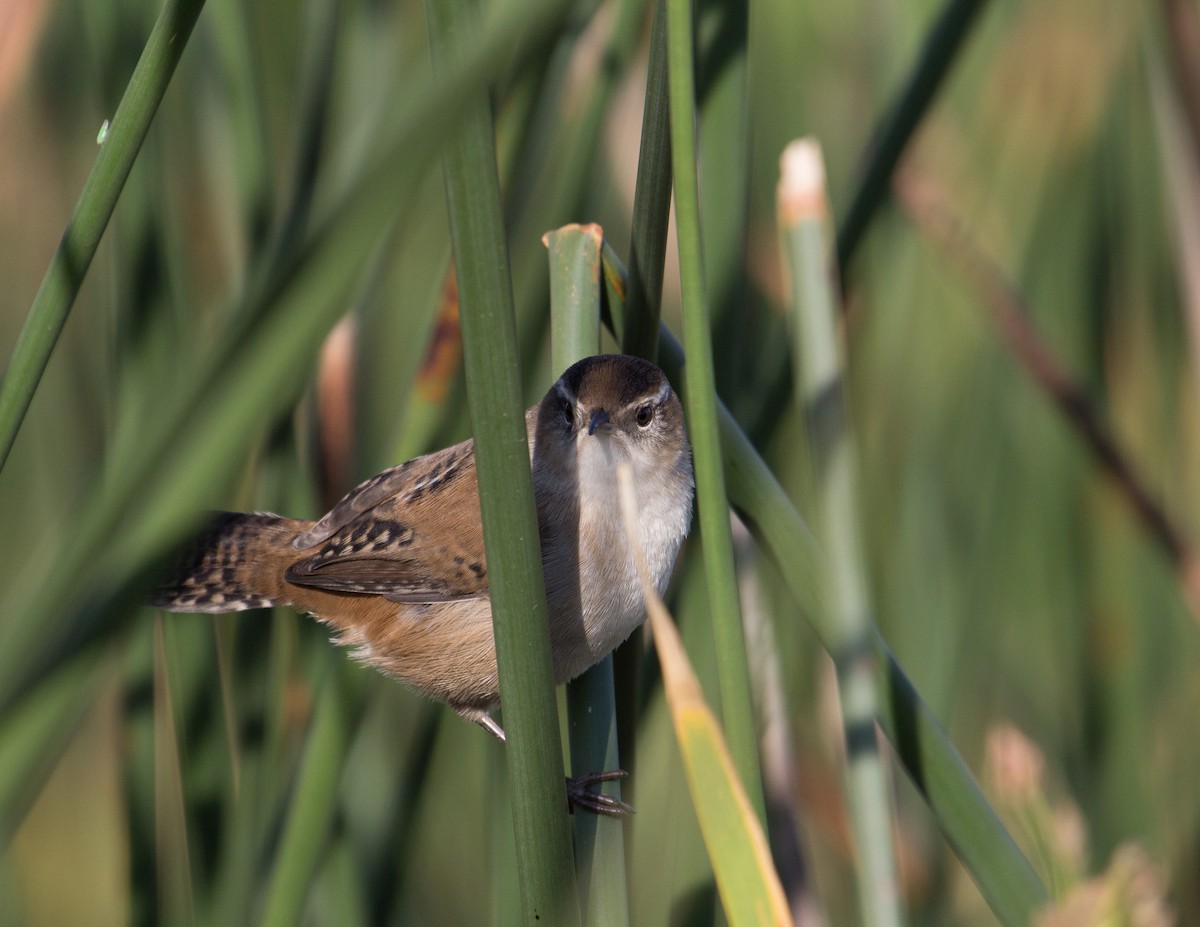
(303, 593), (501, 713)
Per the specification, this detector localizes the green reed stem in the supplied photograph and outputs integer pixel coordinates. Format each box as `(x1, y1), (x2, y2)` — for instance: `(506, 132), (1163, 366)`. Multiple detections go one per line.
(428, 0), (580, 920)
(547, 223), (631, 927)
(782, 140), (904, 927)
(0, 0), (208, 472)
(665, 0), (766, 824)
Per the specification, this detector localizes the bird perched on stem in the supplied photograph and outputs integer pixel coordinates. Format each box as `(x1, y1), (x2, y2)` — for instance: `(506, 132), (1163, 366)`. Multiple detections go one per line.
(152, 353), (694, 814)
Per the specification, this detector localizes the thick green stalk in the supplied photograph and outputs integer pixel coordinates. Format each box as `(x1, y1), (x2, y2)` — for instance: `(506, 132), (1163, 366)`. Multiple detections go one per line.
(0, 0), (208, 472)
(427, 0), (580, 921)
(665, 0), (766, 823)
(836, 0), (990, 273)
(598, 252), (1050, 924)
(547, 224), (603, 367)
(546, 224), (631, 927)
(782, 141), (903, 927)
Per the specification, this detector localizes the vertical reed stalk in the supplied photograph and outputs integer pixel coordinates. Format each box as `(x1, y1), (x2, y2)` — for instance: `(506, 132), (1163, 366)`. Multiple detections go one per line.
(779, 139), (903, 927)
(547, 223), (631, 927)
(0, 0), (208, 471)
(666, 0), (766, 822)
(427, 0), (580, 920)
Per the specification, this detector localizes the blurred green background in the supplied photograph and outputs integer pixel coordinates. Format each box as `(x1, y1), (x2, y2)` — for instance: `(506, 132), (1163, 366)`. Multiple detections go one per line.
(1, 0), (1198, 923)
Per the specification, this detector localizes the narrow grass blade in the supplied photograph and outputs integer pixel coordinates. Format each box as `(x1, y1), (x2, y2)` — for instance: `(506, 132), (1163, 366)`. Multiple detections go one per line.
(616, 463), (791, 927)
(154, 617), (196, 926)
(427, 0), (580, 920)
(835, 0), (990, 273)
(0, 0), (207, 471)
(666, 0), (766, 823)
(0, 651), (107, 850)
(621, 0), (671, 361)
(386, 265), (461, 464)
(258, 665), (351, 927)
(206, 0), (274, 247)
(501, 0), (640, 361)
(254, 0), (344, 292)
(1160, 0), (1200, 161)
(780, 139), (903, 927)
(1148, 39), (1200, 418)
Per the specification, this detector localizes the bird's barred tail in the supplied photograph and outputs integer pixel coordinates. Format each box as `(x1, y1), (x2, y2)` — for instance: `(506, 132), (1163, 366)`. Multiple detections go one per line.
(150, 512), (305, 613)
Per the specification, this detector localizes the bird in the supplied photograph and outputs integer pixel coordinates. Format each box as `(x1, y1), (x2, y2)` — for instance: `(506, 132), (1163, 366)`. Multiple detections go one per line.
(151, 353), (694, 814)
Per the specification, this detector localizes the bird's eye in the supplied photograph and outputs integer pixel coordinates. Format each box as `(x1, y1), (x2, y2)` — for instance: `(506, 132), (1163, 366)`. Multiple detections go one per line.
(635, 404), (654, 428)
(561, 399), (575, 426)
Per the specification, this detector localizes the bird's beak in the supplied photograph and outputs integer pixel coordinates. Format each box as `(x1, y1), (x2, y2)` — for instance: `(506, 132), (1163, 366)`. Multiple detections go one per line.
(588, 409), (611, 435)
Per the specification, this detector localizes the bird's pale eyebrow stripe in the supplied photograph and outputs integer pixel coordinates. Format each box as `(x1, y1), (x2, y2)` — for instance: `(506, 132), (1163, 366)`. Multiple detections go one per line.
(624, 380), (671, 413)
(554, 379), (577, 404)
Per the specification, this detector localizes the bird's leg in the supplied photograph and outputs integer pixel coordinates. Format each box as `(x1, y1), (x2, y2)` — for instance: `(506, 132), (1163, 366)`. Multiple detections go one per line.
(466, 710), (633, 817)
(475, 713), (507, 743)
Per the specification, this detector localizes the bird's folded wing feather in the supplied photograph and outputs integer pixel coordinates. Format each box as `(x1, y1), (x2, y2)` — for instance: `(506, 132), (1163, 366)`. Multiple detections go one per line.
(284, 443), (489, 603)
(292, 438), (475, 550)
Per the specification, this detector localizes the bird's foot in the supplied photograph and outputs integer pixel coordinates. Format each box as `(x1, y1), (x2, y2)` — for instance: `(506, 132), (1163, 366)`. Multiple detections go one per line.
(566, 769), (632, 817)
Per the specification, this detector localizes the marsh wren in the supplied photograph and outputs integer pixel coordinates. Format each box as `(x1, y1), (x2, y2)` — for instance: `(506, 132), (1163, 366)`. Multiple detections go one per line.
(153, 354), (694, 810)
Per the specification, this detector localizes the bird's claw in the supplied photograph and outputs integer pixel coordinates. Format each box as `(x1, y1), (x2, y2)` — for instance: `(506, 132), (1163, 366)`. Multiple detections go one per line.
(566, 769), (633, 817)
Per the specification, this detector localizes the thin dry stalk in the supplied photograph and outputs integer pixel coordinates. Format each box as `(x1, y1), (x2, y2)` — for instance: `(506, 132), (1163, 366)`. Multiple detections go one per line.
(895, 170), (1200, 623)
(1160, 0), (1200, 162)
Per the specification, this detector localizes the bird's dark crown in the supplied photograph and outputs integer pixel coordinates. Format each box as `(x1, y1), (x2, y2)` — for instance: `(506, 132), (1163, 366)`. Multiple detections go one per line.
(557, 354), (670, 407)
